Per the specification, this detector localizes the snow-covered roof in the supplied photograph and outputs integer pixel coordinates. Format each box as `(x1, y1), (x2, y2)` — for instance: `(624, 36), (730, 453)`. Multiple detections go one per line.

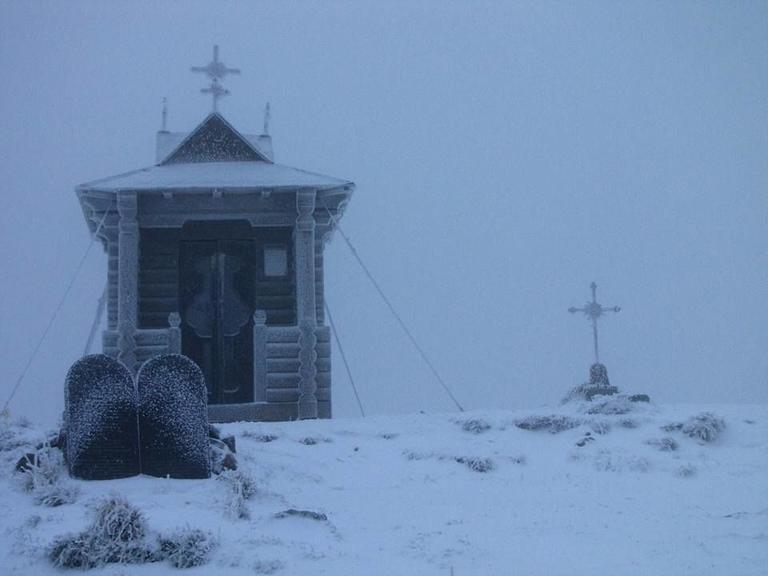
(77, 161), (353, 192)
(78, 112), (352, 193)
(156, 132), (274, 163)
(160, 113), (269, 165)
(155, 132), (186, 163)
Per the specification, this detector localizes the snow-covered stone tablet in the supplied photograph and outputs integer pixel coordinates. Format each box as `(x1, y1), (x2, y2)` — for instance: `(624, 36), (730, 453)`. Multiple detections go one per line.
(137, 354), (210, 479)
(65, 354), (139, 480)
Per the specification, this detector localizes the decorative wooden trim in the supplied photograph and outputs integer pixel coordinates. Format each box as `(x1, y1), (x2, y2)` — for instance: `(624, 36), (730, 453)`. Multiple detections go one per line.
(117, 191), (138, 372)
(295, 190), (319, 419)
(138, 212), (294, 228)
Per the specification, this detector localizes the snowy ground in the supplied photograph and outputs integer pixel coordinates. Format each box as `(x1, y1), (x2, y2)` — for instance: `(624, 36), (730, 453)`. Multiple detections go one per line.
(1, 401), (767, 575)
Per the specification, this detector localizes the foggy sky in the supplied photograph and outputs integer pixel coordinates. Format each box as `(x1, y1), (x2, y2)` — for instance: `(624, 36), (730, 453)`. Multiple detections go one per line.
(1, 1), (766, 425)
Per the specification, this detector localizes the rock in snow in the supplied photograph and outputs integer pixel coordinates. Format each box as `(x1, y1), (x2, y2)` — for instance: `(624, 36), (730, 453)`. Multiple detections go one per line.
(65, 355), (139, 480)
(137, 354), (210, 479)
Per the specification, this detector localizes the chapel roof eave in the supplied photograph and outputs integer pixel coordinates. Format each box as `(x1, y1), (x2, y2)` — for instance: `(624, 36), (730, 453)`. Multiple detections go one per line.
(76, 162), (353, 194)
(75, 108), (354, 236)
(76, 175), (354, 237)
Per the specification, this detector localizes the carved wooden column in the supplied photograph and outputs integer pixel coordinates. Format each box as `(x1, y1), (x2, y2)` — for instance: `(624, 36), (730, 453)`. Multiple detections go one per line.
(106, 236), (119, 331)
(295, 190), (318, 419)
(117, 191), (139, 372)
(252, 310), (267, 402)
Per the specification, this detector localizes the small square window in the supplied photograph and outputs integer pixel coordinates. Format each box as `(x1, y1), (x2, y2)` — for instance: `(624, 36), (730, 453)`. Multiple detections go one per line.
(264, 246), (288, 277)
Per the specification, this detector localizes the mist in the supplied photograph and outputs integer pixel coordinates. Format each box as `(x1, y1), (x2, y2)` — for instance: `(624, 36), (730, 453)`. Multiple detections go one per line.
(1, 1), (766, 426)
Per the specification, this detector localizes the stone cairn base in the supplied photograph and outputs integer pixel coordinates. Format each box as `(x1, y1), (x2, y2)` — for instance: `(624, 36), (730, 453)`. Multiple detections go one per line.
(583, 363), (619, 400)
(583, 362), (650, 403)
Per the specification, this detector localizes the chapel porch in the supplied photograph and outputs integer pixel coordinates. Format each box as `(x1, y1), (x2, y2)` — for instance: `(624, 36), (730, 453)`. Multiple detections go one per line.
(101, 323), (332, 422)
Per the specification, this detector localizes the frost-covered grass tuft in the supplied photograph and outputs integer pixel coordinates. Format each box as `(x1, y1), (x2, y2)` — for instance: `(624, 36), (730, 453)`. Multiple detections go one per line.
(590, 420), (611, 435)
(647, 437), (678, 452)
(48, 533), (96, 569)
(403, 450), (496, 472)
(89, 496), (155, 565)
(92, 495), (148, 543)
(274, 508), (328, 521)
(15, 448), (79, 507)
(298, 436), (332, 446)
(35, 483), (80, 508)
(48, 495), (216, 570)
(16, 449), (60, 492)
(159, 528), (217, 569)
(515, 415), (581, 434)
(48, 496), (156, 569)
(460, 418), (492, 434)
(218, 469), (258, 519)
(253, 558), (285, 574)
(561, 383), (594, 404)
(661, 422), (683, 432)
(593, 449), (650, 473)
(586, 396), (634, 415)
(455, 456), (495, 473)
(242, 430), (278, 443)
(676, 463), (697, 478)
(403, 449), (429, 461)
(681, 412), (726, 443)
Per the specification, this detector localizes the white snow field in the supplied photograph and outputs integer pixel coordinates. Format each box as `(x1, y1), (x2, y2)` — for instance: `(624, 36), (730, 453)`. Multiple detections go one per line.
(1, 402), (766, 575)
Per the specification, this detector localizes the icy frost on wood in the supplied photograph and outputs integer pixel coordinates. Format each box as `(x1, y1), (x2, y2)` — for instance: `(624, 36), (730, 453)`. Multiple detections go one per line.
(162, 114), (266, 165)
(65, 355), (139, 480)
(295, 191), (318, 420)
(137, 354), (211, 479)
(117, 192), (138, 372)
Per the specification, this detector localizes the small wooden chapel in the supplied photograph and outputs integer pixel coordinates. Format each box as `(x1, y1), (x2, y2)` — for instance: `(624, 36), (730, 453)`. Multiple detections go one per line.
(75, 47), (354, 422)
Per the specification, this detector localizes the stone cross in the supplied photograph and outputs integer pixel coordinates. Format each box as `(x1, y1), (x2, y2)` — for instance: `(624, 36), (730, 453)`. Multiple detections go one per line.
(191, 45), (241, 112)
(568, 282), (620, 364)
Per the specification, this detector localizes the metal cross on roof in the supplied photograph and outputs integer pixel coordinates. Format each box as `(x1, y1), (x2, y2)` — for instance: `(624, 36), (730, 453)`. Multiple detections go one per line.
(191, 45), (241, 112)
(568, 282), (620, 364)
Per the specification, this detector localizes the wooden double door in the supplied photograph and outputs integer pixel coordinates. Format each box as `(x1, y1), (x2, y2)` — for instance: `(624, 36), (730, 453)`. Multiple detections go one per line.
(180, 238), (255, 405)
